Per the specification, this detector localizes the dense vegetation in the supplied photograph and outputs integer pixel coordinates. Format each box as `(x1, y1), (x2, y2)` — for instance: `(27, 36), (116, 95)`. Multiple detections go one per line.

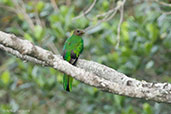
(0, 0), (171, 113)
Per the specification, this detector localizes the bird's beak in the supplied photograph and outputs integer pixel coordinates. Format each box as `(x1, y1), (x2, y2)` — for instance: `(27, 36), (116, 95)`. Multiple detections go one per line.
(81, 31), (85, 35)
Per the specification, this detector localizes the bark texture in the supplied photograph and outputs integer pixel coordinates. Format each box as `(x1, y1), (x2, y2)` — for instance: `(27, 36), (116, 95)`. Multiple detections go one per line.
(0, 31), (171, 104)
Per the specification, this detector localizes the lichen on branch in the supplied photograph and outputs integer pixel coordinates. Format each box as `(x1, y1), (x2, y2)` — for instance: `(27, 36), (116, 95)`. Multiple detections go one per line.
(0, 31), (171, 104)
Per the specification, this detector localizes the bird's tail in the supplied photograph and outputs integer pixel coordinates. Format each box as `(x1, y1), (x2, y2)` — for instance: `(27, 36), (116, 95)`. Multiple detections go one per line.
(63, 74), (73, 92)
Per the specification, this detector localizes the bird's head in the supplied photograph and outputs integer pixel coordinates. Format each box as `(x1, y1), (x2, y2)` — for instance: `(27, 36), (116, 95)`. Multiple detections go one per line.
(73, 29), (85, 36)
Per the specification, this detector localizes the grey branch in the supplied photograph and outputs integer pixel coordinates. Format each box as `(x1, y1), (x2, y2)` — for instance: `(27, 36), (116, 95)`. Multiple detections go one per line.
(116, 0), (126, 48)
(72, 0), (97, 21)
(0, 31), (171, 104)
(50, 0), (59, 12)
(84, 0), (126, 33)
(155, 0), (171, 7)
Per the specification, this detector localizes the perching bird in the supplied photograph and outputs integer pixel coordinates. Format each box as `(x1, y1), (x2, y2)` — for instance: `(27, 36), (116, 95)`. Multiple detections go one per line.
(62, 29), (84, 92)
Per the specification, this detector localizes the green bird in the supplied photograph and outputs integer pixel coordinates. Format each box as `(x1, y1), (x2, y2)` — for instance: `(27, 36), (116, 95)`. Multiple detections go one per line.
(62, 29), (85, 92)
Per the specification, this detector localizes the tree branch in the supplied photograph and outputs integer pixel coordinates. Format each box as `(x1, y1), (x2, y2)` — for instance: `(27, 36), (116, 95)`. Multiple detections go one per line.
(72, 0), (97, 21)
(155, 0), (171, 7)
(84, 0), (126, 34)
(50, 0), (59, 12)
(115, 0), (125, 48)
(0, 31), (171, 104)
(12, 0), (35, 31)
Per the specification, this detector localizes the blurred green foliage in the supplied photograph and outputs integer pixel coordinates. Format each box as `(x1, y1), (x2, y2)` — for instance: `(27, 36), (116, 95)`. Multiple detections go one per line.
(0, 0), (171, 114)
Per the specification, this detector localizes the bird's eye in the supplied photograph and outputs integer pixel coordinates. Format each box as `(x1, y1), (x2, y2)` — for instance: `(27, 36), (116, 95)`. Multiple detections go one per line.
(77, 30), (80, 33)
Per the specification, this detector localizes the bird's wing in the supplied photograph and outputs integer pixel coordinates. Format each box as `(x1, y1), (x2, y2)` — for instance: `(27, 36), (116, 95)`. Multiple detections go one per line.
(63, 35), (83, 61)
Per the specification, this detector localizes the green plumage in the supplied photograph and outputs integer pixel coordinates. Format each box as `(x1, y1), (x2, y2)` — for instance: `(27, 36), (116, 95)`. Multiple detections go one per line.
(62, 34), (84, 92)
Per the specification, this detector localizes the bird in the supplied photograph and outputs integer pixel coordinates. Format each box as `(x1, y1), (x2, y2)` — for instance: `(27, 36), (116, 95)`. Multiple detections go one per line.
(62, 29), (85, 92)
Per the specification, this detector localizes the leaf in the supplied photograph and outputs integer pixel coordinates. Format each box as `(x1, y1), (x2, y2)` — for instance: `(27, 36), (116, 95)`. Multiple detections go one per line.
(122, 21), (129, 41)
(24, 33), (33, 42)
(146, 23), (159, 42)
(60, 5), (68, 15)
(114, 95), (125, 107)
(1, 0), (13, 6)
(102, 0), (109, 9)
(143, 103), (153, 114)
(17, 13), (24, 20)
(145, 60), (154, 69)
(34, 25), (44, 40)
(144, 42), (152, 54)
(36, 1), (45, 12)
(0, 71), (10, 85)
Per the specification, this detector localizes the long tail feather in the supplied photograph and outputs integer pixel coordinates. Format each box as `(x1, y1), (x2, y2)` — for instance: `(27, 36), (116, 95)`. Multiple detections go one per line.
(63, 74), (73, 92)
